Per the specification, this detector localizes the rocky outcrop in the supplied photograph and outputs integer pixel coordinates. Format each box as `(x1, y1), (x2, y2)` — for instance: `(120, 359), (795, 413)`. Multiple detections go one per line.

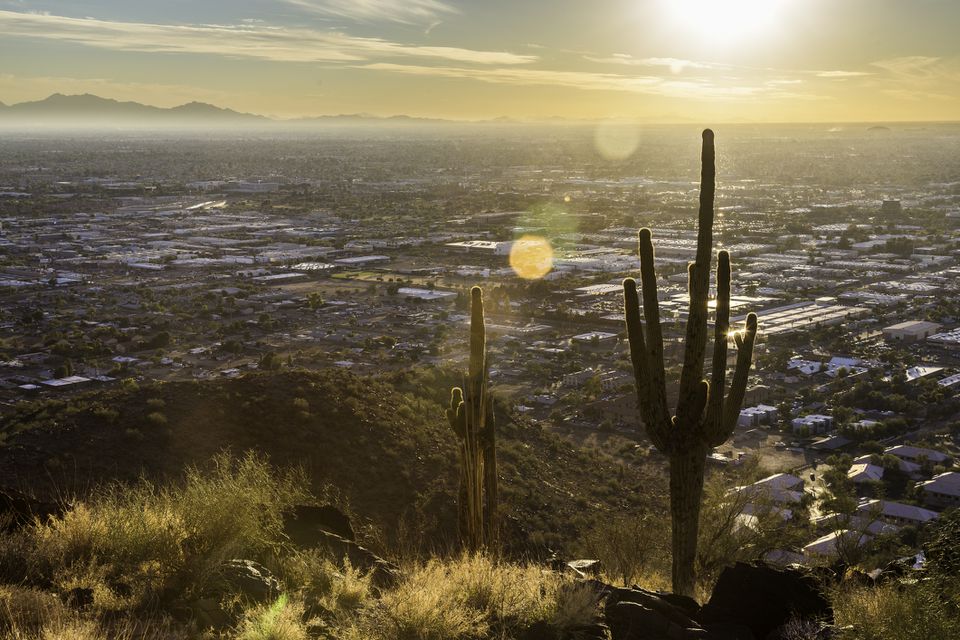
(585, 562), (833, 640)
(283, 504), (399, 588)
(700, 562), (831, 640)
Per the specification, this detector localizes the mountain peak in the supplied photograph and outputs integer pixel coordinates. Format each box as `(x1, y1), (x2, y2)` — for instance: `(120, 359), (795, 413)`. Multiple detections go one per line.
(0, 93), (266, 125)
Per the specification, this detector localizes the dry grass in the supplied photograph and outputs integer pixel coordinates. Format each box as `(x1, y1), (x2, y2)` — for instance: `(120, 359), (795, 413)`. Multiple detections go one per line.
(832, 580), (960, 640)
(10, 452), (309, 611)
(2, 454), (605, 640)
(363, 554), (598, 640)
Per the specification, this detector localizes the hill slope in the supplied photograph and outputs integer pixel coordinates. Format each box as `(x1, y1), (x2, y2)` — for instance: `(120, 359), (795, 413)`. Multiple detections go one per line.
(0, 368), (666, 553)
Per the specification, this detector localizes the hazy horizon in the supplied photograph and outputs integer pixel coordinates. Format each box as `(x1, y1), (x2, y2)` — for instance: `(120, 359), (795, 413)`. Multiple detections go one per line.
(2, 1), (960, 123)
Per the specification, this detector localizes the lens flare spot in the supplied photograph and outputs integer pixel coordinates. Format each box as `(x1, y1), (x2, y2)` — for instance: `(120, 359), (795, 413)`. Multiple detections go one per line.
(509, 235), (553, 280)
(594, 122), (640, 161)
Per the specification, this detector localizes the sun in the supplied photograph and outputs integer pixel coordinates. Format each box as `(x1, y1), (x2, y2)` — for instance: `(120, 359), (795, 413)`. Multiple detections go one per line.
(662, 0), (789, 43)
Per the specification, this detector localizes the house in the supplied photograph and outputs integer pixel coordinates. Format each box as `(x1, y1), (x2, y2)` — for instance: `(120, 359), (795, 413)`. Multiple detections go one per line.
(848, 463), (884, 484)
(858, 499), (939, 527)
(885, 445), (951, 466)
(853, 453), (921, 477)
(733, 473), (805, 506)
(918, 472), (960, 509)
(803, 530), (870, 559)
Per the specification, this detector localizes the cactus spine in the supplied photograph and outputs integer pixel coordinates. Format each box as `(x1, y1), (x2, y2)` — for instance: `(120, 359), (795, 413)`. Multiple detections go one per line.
(446, 286), (498, 551)
(623, 129), (759, 597)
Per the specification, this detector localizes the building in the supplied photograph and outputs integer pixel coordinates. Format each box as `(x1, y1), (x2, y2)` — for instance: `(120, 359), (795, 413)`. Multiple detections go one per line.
(396, 287), (457, 301)
(738, 404), (779, 428)
(883, 320), (943, 342)
(570, 331), (619, 348)
(792, 414), (833, 435)
(928, 328), (960, 351)
(858, 499), (939, 527)
(885, 445), (951, 466)
(848, 463), (884, 484)
(803, 530), (869, 559)
(445, 240), (513, 255)
(918, 472), (960, 509)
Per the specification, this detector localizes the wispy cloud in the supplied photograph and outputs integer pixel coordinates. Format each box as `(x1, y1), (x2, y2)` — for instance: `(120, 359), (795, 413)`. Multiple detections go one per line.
(283, 0), (457, 25)
(585, 55), (725, 73)
(359, 62), (786, 100)
(0, 10), (533, 65)
(870, 56), (943, 78)
(814, 70), (873, 78)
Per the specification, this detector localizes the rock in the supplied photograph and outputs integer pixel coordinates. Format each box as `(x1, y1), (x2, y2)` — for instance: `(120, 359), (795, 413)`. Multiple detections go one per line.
(567, 559), (602, 579)
(699, 562), (831, 640)
(210, 559), (282, 603)
(61, 587), (94, 611)
(312, 530), (400, 588)
(0, 489), (62, 531)
(284, 504), (355, 544)
(606, 586), (707, 640)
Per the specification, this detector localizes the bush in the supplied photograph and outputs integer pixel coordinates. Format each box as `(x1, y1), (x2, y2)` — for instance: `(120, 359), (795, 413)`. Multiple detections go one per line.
(145, 412), (167, 426)
(19, 453), (309, 609)
(236, 595), (308, 640)
(276, 550), (372, 621)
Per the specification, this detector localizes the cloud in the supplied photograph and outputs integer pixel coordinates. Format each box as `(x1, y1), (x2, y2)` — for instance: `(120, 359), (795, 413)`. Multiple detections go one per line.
(870, 56), (942, 78)
(283, 0), (457, 25)
(814, 70), (873, 78)
(0, 9), (534, 65)
(585, 55), (725, 74)
(358, 62), (785, 100)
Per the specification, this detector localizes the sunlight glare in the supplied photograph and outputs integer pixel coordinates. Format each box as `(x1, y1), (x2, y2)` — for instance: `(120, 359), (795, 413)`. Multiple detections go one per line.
(509, 235), (554, 280)
(661, 0), (789, 43)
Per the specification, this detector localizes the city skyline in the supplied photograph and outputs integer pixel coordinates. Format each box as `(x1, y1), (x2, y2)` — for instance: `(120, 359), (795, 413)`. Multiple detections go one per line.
(2, 0), (960, 122)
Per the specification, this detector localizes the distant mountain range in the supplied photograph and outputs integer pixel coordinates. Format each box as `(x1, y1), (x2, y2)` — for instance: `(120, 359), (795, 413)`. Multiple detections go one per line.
(0, 93), (469, 127)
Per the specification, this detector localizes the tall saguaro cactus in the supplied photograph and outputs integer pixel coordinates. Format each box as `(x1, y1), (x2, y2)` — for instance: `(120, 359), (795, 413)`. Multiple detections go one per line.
(446, 286), (498, 551)
(623, 129), (759, 597)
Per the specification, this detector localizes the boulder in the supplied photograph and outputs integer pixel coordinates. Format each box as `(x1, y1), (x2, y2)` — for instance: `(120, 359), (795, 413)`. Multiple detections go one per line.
(699, 562), (831, 640)
(283, 504), (355, 544)
(567, 559), (602, 579)
(606, 586), (708, 640)
(210, 559), (282, 603)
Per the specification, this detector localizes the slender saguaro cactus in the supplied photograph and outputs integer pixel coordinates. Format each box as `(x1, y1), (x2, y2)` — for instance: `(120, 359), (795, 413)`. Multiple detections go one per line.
(623, 129), (759, 597)
(445, 286), (498, 551)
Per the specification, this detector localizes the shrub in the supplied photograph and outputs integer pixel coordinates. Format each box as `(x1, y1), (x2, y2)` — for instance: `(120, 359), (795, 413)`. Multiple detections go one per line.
(21, 453), (309, 609)
(145, 412), (167, 426)
(276, 549), (372, 620)
(236, 595), (308, 640)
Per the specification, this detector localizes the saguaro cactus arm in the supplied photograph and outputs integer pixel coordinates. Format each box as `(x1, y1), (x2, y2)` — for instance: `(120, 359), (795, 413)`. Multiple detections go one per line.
(713, 312), (759, 445)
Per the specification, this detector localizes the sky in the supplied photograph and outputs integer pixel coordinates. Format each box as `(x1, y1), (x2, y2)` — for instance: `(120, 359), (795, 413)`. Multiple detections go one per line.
(1, 0), (959, 122)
